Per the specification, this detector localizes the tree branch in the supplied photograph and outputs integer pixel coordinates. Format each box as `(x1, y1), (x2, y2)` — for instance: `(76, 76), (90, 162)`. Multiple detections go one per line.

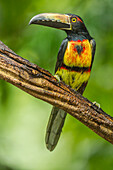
(0, 41), (113, 144)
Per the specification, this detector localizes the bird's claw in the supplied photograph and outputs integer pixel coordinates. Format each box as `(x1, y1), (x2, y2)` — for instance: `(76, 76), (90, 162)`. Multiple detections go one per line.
(54, 75), (61, 82)
(93, 101), (100, 108)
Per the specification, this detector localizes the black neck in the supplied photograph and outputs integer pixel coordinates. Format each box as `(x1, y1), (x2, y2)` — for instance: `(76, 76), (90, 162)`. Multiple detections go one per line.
(66, 31), (92, 40)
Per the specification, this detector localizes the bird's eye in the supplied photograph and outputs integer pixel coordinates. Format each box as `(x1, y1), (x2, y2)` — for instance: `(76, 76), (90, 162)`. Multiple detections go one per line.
(72, 18), (76, 22)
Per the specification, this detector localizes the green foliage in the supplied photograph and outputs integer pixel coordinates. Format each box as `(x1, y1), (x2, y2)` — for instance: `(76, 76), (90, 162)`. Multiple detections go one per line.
(0, 0), (113, 169)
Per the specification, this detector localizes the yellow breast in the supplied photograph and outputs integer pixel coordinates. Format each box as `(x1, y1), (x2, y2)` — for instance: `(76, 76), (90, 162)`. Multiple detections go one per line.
(55, 68), (91, 90)
(63, 39), (92, 67)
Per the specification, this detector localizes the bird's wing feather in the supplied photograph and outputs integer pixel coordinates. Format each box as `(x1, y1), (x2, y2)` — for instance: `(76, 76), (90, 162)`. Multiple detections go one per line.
(55, 38), (68, 73)
(90, 38), (96, 68)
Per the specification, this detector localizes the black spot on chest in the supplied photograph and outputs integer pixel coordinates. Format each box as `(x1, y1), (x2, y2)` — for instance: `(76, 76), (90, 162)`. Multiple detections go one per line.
(75, 45), (83, 55)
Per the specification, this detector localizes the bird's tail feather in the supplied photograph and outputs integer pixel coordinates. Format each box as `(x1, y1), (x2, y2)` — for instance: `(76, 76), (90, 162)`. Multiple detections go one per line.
(45, 106), (67, 151)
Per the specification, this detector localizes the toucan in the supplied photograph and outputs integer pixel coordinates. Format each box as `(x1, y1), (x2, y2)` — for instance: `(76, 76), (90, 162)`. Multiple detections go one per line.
(29, 13), (96, 151)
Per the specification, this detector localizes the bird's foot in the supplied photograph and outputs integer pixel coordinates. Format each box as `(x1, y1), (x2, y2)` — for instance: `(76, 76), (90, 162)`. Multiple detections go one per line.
(54, 75), (61, 82)
(93, 101), (100, 108)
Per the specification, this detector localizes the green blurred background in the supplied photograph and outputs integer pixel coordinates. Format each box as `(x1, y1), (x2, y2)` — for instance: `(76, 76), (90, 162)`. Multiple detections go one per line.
(0, 0), (113, 169)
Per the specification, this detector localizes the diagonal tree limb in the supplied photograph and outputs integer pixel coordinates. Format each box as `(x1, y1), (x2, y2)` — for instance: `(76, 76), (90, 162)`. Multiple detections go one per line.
(0, 41), (113, 144)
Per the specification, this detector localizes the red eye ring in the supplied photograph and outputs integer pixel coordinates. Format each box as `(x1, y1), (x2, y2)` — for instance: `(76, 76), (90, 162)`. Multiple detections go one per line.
(76, 16), (83, 23)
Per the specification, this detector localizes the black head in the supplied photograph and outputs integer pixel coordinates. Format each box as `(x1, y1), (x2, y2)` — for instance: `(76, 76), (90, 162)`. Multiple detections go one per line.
(65, 14), (90, 36)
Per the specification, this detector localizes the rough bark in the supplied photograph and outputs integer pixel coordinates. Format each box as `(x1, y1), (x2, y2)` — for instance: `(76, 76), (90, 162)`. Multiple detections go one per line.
(0, 41), (113, 144)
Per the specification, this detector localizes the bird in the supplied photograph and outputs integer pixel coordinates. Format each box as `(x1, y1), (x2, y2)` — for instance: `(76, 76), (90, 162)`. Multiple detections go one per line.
(29, 13), (96, 151)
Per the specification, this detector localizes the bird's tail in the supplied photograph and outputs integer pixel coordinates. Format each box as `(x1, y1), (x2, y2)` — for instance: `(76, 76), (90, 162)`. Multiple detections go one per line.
(45, 106), (67, 151)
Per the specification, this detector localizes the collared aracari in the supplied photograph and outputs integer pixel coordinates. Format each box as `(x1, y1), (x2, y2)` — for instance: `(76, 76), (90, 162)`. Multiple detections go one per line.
(29, 13), (96, 151)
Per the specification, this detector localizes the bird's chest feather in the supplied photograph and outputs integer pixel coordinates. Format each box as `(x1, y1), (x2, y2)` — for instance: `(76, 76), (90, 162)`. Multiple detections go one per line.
(55, 39), (92, 91)
(63, 39), (92, 67)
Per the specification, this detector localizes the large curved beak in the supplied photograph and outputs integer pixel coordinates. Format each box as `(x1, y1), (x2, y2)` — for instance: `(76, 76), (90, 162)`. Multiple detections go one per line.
(29, 13), (71, 30)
